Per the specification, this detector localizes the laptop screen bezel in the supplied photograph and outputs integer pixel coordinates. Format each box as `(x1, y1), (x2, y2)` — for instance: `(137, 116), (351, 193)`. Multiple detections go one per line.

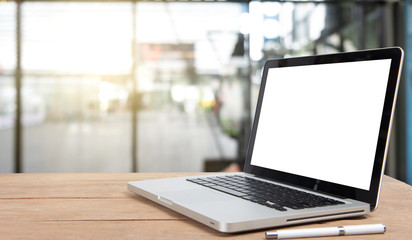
(243, 47), (404, 211)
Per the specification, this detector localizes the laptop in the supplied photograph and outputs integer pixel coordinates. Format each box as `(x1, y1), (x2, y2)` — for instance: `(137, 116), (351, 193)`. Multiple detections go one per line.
(128, 47), (404, 233)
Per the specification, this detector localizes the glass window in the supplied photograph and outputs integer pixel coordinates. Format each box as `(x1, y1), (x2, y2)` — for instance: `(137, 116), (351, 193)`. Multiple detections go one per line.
(135, 2), (244, 172)
(21, 2), (133, 172)
(0, 2), (16, 173)
(20, 1), (245, 173)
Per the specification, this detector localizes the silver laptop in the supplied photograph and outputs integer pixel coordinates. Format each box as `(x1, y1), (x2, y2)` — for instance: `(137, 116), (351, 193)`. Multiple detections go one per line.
(128, 47), (404, 233)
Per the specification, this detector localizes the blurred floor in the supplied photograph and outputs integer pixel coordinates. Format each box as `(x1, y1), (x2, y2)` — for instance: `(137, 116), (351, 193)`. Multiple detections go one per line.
(0, 108), (237, 173)
(138, 108), (237, 172)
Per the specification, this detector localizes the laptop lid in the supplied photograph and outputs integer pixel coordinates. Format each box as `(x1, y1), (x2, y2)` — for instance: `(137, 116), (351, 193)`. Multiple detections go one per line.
(244, 47), (404, 211)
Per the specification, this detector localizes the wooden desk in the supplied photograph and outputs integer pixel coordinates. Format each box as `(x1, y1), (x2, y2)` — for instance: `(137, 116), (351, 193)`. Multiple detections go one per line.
(0, 173), (411, 239)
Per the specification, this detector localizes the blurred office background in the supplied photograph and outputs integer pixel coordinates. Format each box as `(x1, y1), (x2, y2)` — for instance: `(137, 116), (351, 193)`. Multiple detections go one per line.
(0, 0), (411, 184)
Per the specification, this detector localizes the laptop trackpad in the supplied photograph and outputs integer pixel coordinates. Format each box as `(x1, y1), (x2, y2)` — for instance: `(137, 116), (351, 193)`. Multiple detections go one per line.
(158, 187), (274, 222)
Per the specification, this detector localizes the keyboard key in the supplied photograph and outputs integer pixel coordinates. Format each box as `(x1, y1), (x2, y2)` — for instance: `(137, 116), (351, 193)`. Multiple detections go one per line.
(264, 201), (287, 211)
(209, 185), (248, 197)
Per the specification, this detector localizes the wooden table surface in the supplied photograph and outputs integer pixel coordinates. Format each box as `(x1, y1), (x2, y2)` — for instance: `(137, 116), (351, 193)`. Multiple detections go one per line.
(0, 173), (411, 240)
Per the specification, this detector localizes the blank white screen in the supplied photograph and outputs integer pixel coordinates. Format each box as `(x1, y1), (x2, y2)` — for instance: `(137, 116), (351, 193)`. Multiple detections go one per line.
(250, 59), (392, 190)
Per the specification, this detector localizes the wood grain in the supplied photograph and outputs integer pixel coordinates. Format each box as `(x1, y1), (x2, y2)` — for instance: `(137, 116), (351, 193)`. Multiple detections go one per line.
(0, 173), (411, 240)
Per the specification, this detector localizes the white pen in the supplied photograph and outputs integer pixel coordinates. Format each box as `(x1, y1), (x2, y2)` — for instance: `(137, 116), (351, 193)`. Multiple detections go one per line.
(265, 224), (386, 239)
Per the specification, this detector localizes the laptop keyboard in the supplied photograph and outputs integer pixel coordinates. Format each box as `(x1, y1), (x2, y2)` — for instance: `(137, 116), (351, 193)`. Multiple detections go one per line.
(187, 175), (344, 212)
